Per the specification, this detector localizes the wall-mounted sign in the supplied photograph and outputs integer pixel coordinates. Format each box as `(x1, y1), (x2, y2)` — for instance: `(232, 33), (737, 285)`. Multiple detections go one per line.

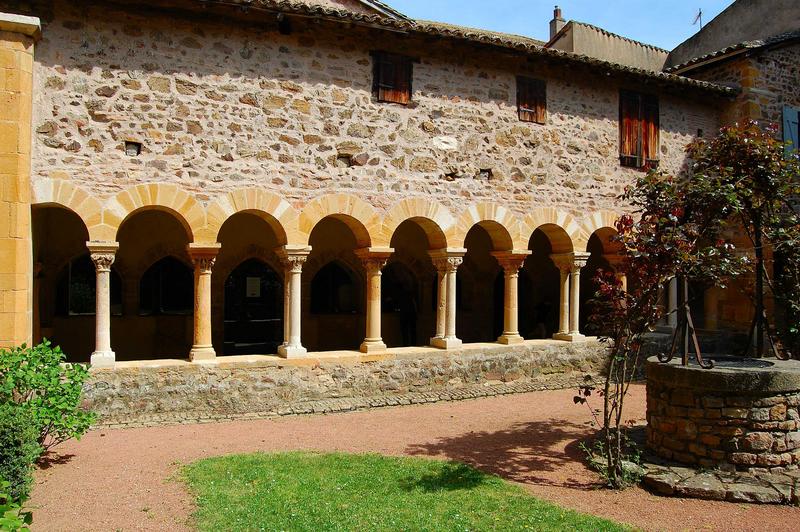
(246, 277), (261, 298)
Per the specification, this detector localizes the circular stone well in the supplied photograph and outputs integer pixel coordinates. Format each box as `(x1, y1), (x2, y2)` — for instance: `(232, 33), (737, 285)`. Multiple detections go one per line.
(646, 355), (800, 471)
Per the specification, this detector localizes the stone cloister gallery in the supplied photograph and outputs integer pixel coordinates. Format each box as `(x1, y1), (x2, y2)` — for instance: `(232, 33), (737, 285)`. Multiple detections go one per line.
(1, 0), (732, 396)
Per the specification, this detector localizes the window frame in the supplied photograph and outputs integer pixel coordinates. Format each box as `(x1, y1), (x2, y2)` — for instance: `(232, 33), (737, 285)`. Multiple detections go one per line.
(783, 105), (799, 157)
(370, 51), (414, 105)
(516, 76), (547, 124)
(619, 89), (660, 170)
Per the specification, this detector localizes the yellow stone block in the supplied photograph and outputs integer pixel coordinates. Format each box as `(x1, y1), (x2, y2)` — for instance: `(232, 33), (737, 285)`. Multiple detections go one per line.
(0, 49), (17, 69)
(0, 154), (19, 173)
(0, 122), (18, 153)
(0, 68), (6, 90)
(17, 51), (32, 74)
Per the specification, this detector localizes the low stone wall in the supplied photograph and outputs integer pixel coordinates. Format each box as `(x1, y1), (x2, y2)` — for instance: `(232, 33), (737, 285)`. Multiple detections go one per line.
(646, 357), (800, 472)
(84, 341), (608, 427)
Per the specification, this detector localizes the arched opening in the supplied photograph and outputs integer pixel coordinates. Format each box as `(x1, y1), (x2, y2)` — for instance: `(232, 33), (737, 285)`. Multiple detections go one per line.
(520, 226), (571, 339)
(114, 209), (193, 359)
(381, 262), (419, 347)
(223, 259), (282, 355)
(581, 228), (622, 334)
(387, 218), (443, 347)
(459, 223), (507, 343)
(214, 212), (286, 355)
(304, 216), (365, 351)
(32, 206), (93, 362)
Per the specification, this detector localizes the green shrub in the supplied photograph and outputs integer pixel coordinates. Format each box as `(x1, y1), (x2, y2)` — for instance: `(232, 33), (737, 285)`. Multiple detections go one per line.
(0, 340), (96, 451)
(0, 405), (41, 500)
(0, 480), (32, 532)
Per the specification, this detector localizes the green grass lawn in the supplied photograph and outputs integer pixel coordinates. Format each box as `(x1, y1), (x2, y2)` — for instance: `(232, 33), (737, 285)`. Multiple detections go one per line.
(183, 451), (626, 531)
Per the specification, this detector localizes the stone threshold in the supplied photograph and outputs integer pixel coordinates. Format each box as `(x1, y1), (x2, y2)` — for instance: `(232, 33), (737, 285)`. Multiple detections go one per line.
(92, 375), (595, 430)
(98, 338), (601, 372)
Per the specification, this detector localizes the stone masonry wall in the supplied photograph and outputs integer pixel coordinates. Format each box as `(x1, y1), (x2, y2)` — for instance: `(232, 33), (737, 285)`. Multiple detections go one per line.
(7, 0), (720, 221)
(647, 380), (800, 472)
(85, 340), (607, 426)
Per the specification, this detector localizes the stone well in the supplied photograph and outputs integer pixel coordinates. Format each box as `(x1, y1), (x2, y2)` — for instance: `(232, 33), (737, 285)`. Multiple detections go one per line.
(646, 356), (800, 471)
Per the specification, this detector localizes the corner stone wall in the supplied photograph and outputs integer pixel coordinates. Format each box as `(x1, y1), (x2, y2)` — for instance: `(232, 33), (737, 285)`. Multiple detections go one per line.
(84, 341), (607, 427)
(647, 358), (800, 472)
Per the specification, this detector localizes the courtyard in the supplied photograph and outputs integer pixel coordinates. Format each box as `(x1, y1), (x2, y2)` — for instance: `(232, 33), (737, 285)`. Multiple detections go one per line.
(30, 386), (799, 531)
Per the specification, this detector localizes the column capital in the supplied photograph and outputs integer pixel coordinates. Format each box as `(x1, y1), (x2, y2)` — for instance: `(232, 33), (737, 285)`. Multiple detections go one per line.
(276, 245), (311, 273)
(188, 243), (221, 273)
(0, 13), (42, 40)
(87, 241), (119, 272)
(491, 250), (530, 273)
(355, 247), (393, 272)
(428, 248), (466, 272)
(551, 252), (590, 272)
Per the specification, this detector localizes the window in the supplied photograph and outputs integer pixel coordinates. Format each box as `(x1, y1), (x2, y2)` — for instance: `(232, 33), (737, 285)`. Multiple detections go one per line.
(310, 262), (357, 314)
(371, 52), (413, 105)
(139, 256), (193, 315)
(56, 254), (122, 316)
(517, 76), (546, 124)
(783, 105), (799, 156)
(619, 90), (659, 169)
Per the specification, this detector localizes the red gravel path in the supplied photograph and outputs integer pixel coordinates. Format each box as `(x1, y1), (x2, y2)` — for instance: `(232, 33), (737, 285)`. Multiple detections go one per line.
(31, 385), (797, 531)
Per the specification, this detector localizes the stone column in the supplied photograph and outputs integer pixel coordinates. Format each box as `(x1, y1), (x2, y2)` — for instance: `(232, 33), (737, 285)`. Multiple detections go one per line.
(568, 252), (590, 340)
(430, 258), (447, 345)
(277, 246), (311, 358)
(551, 253), (571, 340)
(491, 251), (531, 344)
(0, 14), (40, 348)
(188, 244), (220, 362)
(88, 242), (118, 368)
(355, 248), (392, 353)
(428, 249), (465, 349)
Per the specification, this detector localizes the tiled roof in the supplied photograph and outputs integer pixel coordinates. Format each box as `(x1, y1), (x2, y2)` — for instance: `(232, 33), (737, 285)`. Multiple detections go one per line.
(665, 30), (800, 74)
(207, 0), (736, 96)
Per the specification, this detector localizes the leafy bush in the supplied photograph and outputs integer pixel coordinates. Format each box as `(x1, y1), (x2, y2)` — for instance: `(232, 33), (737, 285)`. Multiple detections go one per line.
(0, 340), (96, 451)
(0, 405), (42, 500)
(0, 480), (32, 532)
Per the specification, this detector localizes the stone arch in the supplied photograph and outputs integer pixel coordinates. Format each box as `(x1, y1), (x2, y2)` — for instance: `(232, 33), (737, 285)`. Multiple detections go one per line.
(205, 189), (297, 246)
(299, 193), (379, 248)
(380, 197), (454, 249)
(580, 210), (622, 252)
(453, 202), (523, 250)
(105, 183), (205, 242)
(523, 207), (581, 254)
(31, 179), (105, 241)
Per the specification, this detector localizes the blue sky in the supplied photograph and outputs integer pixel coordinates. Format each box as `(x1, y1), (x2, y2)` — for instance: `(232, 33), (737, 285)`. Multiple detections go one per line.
(387, 1), (735, 50)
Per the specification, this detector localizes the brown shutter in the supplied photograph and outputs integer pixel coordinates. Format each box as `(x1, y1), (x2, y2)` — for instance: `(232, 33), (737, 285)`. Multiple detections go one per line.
(619, 90), (642, 167)
(642, 95), (660, 164)
(517, 77), (546, 124)
(372, 53), (411, 105)
(392, 58), (411, 105)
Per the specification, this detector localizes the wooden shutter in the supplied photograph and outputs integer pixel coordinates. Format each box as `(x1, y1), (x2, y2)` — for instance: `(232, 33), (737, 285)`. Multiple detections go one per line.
(784, 105), (800, 156)
(619, 90), (641, 167)
(642, 94), (660, 165)
(372, 52), (411, 105)
(517, 77), (546, 124)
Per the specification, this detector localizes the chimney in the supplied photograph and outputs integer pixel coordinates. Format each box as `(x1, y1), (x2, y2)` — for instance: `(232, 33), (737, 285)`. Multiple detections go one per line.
(549, 5), (566, 40)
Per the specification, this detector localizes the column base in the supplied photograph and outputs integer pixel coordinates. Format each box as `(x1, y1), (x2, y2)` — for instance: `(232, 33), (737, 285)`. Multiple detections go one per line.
(190, 345), (216, 362)
(278, 344), (307, 358)
(430, 336), (462, 349)
(497, 334), (524, 345)
(90, 350), (115, 368)
(553, 332), (587, 342)
(360, 340), (387, 353)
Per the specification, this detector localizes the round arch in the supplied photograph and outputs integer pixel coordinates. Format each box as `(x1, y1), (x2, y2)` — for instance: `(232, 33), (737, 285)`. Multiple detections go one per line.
(31, 180), (104, 240)
(580, 210), (622, 252)
(453, 202), (523, 250)
(381, 198), (454, 249)
(105, 183), (205, 242)
(524, 208), (580, 254)
(299, 194), (379, 248)
(205, 189), (296, 246)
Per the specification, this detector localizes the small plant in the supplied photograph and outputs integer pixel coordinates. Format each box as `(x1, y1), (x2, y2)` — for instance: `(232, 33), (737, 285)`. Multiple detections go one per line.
(0, 480), (32, 532)
(0, 340), (96, 451)
(0, 405), (42, 500)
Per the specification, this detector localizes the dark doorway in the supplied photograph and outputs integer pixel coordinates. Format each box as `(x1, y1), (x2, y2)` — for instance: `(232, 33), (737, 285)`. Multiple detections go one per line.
(382, 262), (420, 347)
(224, 259), (283, 355)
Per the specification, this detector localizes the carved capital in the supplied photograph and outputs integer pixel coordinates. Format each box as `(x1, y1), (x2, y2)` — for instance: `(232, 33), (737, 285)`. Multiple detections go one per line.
(355, 248), (392, 275)
(90, 253), (116, 272)
(491, 252), (529, 275)
(191, 255), (216, 274)
(280, 253), (307, 274)
(571, 252), (591, 272)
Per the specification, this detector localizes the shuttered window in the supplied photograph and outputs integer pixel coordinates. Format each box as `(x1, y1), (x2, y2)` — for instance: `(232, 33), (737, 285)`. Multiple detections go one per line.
(371, 52), (413, 105)
(619, 90), (660, 169)
(517, 77), (546, 124)
(783, 105), (800, 156)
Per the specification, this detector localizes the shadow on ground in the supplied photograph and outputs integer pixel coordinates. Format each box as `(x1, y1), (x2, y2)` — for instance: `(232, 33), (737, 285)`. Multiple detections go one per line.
(37, 452), (76, 470)
(405, 418), (603, 489)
